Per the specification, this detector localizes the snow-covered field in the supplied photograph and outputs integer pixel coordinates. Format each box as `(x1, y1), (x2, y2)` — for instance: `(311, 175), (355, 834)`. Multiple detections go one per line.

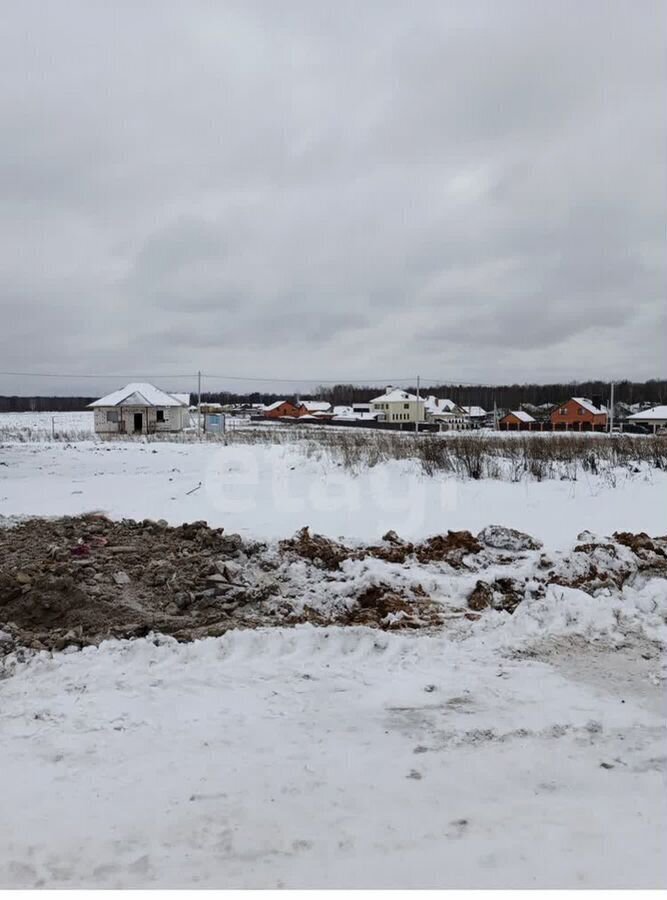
(0, 410), (94, 438)
(1, 437), (666, 888)
(1, 440), (666, 548)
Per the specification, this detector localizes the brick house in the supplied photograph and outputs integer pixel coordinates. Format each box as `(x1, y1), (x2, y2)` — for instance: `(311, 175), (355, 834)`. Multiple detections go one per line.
(262, 400), (302, 419)
(499, 410), (536, 430)
(550, 397), (608, 431)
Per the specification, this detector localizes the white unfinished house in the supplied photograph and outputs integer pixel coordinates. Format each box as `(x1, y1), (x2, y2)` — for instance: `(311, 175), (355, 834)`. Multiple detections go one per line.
(89, 383), (191, 435)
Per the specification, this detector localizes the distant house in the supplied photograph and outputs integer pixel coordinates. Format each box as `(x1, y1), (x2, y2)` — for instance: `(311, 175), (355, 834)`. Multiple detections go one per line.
(520, 402), (555, 422)
(499, 410), (536, 430)
(424, 396), (469, 430)
(262, 400), (302, 419)
(370, 386), (425, 424)
(331, 405), (381, 423)
(550, 397), (608, 430)
(89, 383), (190, 435)
(199, 402), (223, 415)
(297, 401), (332, 415)
(627, 405), (667, 433)
(461, 405), (487, 420)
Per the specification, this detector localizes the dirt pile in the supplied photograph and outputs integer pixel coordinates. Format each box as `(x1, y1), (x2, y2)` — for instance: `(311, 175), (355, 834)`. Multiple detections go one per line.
(0, 516), (451, 650)
(2, 516), (665, 653)
(0, 515), (273, 649)
(466, 578), (526, 614)
(280, 526), (483, 568)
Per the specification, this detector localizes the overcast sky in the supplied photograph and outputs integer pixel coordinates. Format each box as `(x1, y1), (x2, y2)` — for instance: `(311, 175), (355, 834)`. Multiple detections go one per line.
(1, 0), (665, 397)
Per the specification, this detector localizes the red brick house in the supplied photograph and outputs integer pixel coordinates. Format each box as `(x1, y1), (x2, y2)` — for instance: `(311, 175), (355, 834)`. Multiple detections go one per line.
(262, 400), (302, 419)
(550, 397), (608, 430)
(499, 410), (535, 430)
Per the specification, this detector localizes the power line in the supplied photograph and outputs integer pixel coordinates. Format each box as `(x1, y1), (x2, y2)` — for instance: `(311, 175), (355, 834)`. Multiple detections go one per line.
(0, 369), (488, 386)
(202, 373), (448, 384)
(0, 371), (195, 380)
(0, 369), (635, 388)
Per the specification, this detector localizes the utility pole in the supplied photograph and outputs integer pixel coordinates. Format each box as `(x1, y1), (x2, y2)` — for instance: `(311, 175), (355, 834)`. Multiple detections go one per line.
(415, 375), (420, 435)
(609, 381), (615, 434)
(197, 370), (202, 439)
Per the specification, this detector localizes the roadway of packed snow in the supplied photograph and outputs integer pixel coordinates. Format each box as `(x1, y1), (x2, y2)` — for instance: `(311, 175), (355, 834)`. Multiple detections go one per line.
(1, 626), (665, 889)
(1, 440), (666, 548)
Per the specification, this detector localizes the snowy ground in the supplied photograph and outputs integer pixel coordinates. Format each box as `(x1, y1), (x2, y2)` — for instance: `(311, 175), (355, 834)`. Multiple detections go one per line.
(0, 410), (94, 437)
(1, 627), (665, 889)
(1, 438), (666, 888)
(1, 440), (666, 549)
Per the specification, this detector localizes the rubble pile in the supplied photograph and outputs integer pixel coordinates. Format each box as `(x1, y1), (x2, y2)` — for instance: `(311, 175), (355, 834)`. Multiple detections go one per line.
(0, 516), (452, 650)
(1, 516), (666, 654)
(279, 525), (483, 568)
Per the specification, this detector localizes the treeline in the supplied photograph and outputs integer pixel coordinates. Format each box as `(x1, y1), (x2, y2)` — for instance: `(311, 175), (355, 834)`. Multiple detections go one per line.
(0, 396), (96, 413)
(2, 378), (665, 413)
(201, 378), (667, 410)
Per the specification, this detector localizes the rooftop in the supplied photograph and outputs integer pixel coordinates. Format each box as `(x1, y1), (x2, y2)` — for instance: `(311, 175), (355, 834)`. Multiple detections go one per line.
(628, 405), (667, 421)
(506, 410), (535, 423)
(572, 398), (607, 415)
(89, 383), (187, 408)
(370, 388), (423, 404)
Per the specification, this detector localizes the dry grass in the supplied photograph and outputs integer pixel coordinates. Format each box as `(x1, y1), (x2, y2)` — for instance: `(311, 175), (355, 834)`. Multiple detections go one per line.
(2, 421), (665, 482)
(221, 427), (667, 482)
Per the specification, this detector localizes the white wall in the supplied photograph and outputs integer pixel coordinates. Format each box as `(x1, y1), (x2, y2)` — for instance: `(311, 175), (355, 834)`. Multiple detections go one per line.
(93, 406), (186, 434)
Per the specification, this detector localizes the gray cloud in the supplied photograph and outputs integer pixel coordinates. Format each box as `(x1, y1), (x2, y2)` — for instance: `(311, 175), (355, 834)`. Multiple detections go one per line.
(0, 0), (664, 396)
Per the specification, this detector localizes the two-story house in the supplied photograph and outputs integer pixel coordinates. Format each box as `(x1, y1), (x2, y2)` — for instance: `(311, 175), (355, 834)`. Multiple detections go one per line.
(370, 386), (425, 424)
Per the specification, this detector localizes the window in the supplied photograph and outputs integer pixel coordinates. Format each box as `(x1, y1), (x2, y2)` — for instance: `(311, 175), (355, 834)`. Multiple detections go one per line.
(578, 408), (584, 416)
(157, 410), (165, 423)
(560, 408), (568, 416)
(404, 403), (409, 409)
(106, 410), (118, 423)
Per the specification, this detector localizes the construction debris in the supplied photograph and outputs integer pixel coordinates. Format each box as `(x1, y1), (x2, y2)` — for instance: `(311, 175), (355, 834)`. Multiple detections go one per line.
(1, 515), (666, 654)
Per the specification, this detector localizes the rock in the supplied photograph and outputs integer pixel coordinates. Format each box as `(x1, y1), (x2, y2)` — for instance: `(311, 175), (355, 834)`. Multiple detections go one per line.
(224, 533), (244, 551)
(112, 571), (131, 586)
(215, 559), (245, 582)
(15, 572), (32, 585)
(468, 580), (493, 611)
(0, 629), (13, 643)
(491, 578), (524, 613)
(477, 525), (543, 552)
(382, 530), (403, 544)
